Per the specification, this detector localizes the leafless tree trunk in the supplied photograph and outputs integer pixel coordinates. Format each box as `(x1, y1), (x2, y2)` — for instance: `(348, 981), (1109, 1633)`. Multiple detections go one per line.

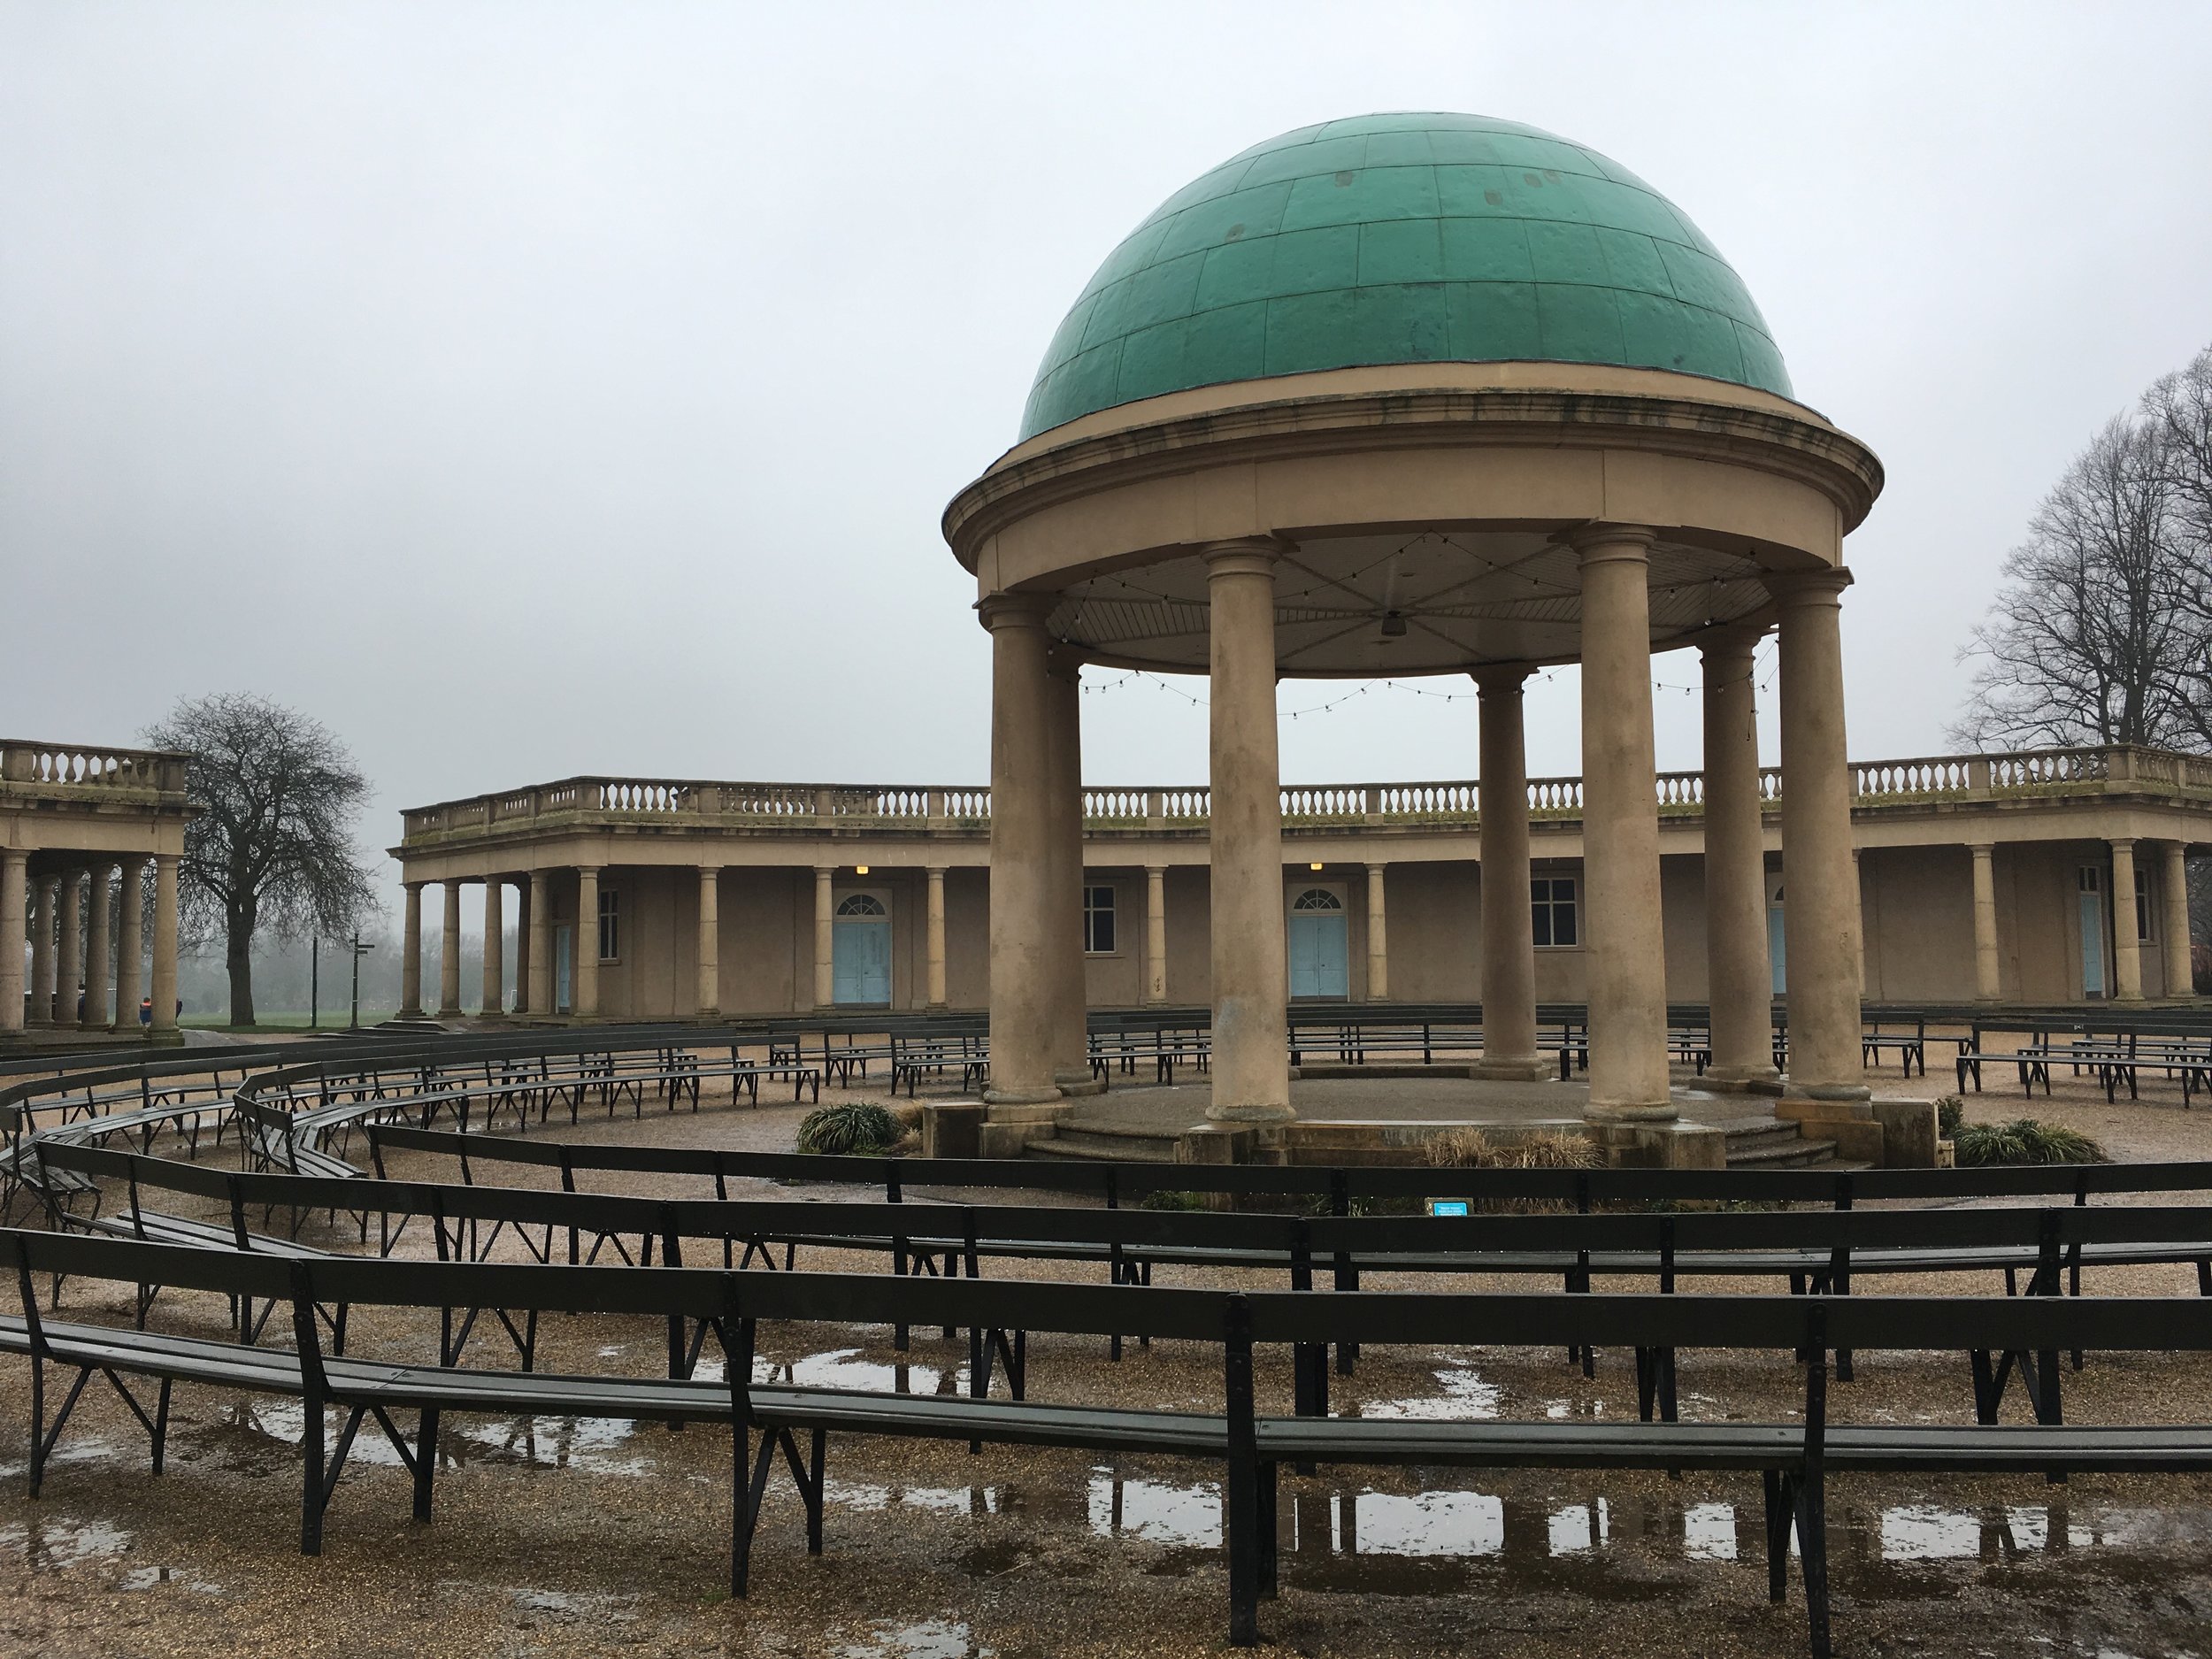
(142, 694), (377, 1027)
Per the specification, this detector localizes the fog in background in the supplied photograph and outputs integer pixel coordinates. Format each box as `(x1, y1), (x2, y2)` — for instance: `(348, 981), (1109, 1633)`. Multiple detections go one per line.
(5, 2), (2209, 939)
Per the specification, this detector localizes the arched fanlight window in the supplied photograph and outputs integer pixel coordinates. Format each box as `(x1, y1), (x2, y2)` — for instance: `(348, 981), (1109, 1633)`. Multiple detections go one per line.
(835, 893), (888, 918)
(1292, 888), (1343, 911)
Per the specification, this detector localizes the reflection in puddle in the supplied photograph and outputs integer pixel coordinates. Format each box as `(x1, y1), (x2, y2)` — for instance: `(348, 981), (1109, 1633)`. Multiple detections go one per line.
(1087, 1476), (1222, 1547)
(455, 1414), (647, 1476)
(834, 1617), (990, 1658)
(758, 1348), (966, 1396)
(826, 1479), (1008, 1516)
(2, 1517), (134, 1571)
(1358, 1366), (1503, 1421)
(1548, 1500), (1606, 1555)
(120, 1564), (223, 1594)
(511, 1586), (641, 1623)
(1350, 1491), (1507, 1557)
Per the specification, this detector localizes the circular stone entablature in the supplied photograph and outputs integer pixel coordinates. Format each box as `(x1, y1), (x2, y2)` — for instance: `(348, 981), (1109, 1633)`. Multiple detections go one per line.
(944, 113), (1883, 677)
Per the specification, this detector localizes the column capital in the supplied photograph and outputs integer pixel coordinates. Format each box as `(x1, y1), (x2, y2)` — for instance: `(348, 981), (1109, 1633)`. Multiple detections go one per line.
(1695, 620), (1767, 663)
(1364, 861), (1387, 877)
(1202, 537), (1292, 578)
(696, 863), (723, 878)
(1763, 565), (1855, 605)
(925, 863), (948, 877)
(1969, 841), (1996, 856)
(575, 864), (602, 877)
(976, 591), (1059, 633)
(1044, 641), (1087, 682)
(1470, 663), (1536, 695)
(1559, 522), (1658, 560)
(2109, 835), (2138, 853)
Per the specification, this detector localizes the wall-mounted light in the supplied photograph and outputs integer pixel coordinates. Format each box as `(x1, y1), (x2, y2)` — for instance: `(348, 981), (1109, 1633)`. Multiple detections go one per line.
(855, 864), (870, 875)
(1310, 862), (1324, 872)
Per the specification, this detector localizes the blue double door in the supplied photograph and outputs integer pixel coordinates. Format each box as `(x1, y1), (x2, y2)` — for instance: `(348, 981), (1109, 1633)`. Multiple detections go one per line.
(1287, 888), (1349, 999)
(832, 893), (892, 1005)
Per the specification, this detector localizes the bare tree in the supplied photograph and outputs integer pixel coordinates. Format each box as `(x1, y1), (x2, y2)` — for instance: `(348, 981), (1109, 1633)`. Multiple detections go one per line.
(142, 693), (377, 1026)
(2144, 345), (2212, 747)
(1951, 412), (2203, 750)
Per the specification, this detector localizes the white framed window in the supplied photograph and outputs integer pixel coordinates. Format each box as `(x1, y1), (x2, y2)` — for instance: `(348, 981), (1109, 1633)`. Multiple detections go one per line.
(1291, 887), (1343, 912)
(1532, 874), (1578, 948)
(596, 887), (619, 962)
(1083, 885), (1118, 954)
(835, 893), (888, 918)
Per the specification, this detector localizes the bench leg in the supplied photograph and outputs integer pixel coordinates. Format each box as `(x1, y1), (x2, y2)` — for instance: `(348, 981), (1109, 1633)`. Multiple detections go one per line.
(1256, 1461), (1279, 1598)
(1762, 1471), (1789, 1601)
(412, 1409), (439, 1521)
(1795, 1471), (1831, 1657)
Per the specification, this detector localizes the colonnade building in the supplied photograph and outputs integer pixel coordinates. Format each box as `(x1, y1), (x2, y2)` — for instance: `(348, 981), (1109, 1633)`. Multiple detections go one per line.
(389, 741), (2207, 1027)
(2, 738), (193, 1041)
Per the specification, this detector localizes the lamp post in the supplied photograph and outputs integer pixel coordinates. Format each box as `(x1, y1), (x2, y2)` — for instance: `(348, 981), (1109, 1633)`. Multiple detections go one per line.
(309, 933), (319, 1030)
(349, 932), (375, 1031)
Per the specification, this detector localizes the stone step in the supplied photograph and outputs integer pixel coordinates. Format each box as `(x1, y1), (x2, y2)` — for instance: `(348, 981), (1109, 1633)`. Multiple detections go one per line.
(1727, 1133), (1841, 1169)
(1026, 1125), (1183, 1163)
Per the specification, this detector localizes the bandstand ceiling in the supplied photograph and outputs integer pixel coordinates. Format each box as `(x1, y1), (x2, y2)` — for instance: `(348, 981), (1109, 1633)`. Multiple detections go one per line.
(1048, 530), (1771, 676)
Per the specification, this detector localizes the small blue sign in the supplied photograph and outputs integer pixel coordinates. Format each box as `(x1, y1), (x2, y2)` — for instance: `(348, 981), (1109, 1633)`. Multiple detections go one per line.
(1428, 1199), (1471, 1218)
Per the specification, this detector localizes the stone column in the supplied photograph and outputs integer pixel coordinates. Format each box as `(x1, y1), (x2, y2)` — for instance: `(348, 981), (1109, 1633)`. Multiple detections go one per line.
(925, 866), (948, 1010)
(1204, 541), (1292, 1124)
(1576, 529), (1672, 1118)
(1142, 865), (1169, 1006)
(1700, 628), (1778, 1086)
(437, 879), (464, 1018)
(0, 849), (27, 1033)
(27, 873), (57, 1026)
(398, 882), (425, 1018)
(811, 866), (835, 1010)
(55, 870), (83, 1029)
(527, 872), (551, 1018)
(1770, 569), (1866, 1096)
(2162, 841), (2193, 998)
(1045, 647), (1098, 1094)
(2109, 838), (2143, 1001)
(696, 866), (721, 1017)
(1475, 667), (1545, 1079)
(980, 595), (1061, 1105)
(1364, 864), (1389, 1002)
(150, 855), (180, 1034)
(83, 864), (114, 1028)
(1970, 844), (2001, 1001)
(480, 877), (505, 1018)
(511, 878), (533, 1015)
(574, 867), (601, 1017)
(115, 857), (145, 1031)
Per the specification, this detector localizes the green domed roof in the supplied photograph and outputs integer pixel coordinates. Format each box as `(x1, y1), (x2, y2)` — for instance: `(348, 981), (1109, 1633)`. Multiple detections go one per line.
(1020, 112), (1791, 441)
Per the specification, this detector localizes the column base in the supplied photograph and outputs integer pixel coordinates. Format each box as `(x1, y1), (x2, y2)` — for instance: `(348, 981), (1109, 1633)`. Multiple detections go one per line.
(1783, 1081), (1872, 1103)
(926, 1001), (949, 1012)
(1054, 1067), (1105, 1098)
(397, 1005), (426, 1020)
(983, 1085), (1064, 1109)
(695, 1007), (721, 1020)
(1205, 1101), (1297, 1125)
(1473, 1057), (1552, 1081)
(1583, 1102), (1679, 1125)
(1702, 1064), (1785, 1094)
(435, 1005), (464, 1019)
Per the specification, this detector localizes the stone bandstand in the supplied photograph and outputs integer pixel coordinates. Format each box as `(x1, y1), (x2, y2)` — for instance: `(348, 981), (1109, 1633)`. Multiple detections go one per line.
(941, 112), (1885, 1137)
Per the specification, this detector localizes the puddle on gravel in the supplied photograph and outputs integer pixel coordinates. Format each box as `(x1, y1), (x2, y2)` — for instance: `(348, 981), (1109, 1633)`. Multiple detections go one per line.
(2, 1516), (134, 1571)
(0, 1436), (119, 1482)
(833, 1618), (990, 1658)
(757, 1347), (967, 1395)
(120, 1563), (224, 1594)
(1087, 1475), (1222, 1547)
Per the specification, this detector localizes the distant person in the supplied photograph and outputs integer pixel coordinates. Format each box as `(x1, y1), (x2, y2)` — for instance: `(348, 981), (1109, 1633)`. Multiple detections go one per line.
(140, 996), (152, 1027)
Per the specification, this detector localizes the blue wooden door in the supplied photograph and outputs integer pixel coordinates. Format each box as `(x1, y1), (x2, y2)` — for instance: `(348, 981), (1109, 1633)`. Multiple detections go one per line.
(2079, 866), (2105, 997)
(1287, 889), (1348, 998)
(833, 894), (892, 1005)
(1768, 903), (1787, 995)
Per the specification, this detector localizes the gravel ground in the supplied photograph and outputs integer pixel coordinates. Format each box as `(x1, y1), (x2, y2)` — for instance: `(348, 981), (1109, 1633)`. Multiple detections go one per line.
(5, 1063), (2212, 1657)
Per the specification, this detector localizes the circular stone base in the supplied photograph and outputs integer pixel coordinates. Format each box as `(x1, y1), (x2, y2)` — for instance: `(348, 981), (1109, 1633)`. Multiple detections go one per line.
(1205, 1102), (1298, 1125)
(1583, 1105), (1681, 1124)
(983, 1087), (1064, 1109)
(1472, 1058), (1554, 1082)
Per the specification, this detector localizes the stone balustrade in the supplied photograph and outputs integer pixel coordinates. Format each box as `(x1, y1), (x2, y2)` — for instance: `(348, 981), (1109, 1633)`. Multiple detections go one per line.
(0, 738), (191, 797)
(397, 743), (2210, 846)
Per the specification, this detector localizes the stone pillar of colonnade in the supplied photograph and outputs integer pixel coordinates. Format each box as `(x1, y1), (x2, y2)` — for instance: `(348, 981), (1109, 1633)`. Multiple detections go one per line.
(512, 878), (533, 1016)
(2162, 841), (2194, 998)
(527, 873), (551, 1018)
(1203, 541), (1292, 1125)
(1699, 627), (1778, 1087)
(150, 855), (180, 1035)
(480, 878), (505, 1018)
(116, 857), (145, 1031)
(925, 866), (949, 1010)
(696, 866), (721, 1018)
(398, 883), (426, 1018)
(811, 867), (835, 1011)
(1142, 866), (1169, 1006)
(1769, 569), (1867, 1097)
(1970, 844), (2001, 1001)
(83, 864), (114, 1029)
(980, 595), (1062, 1107)
(0, 849), (27, 1033)
(28, 874), (58, 1026)
(55, 870), (83, 1029)
(2109, 839), (2143, 1002)
(1474, 668), (1543, 1079)
(437, 879), (465, 1018)
(1575, 529), (1673, 1118)
(1045, 646), (1101, 1094)
(1364, 864), (1388, 1002)
(574, 868), (602, 1018)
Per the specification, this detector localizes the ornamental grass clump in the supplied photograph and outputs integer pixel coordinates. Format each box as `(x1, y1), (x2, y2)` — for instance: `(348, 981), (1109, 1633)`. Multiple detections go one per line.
(795, 1102), (904, 1156)
(1950, 1117), (2109, 1167)
(1422, 1126), (1598, 1213)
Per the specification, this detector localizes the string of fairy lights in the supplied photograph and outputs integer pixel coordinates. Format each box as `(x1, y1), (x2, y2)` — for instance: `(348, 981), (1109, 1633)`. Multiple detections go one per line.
(1075, 639), (1778, 721)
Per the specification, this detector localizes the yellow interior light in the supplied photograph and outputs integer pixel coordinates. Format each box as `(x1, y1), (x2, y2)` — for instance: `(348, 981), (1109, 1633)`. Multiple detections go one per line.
(855, 864), (870, 875)
(1310, 862), (1324, 872)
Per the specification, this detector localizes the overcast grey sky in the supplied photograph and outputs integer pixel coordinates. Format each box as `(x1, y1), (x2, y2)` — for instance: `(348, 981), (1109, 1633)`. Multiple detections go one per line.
(5, 2), (2209, 901)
